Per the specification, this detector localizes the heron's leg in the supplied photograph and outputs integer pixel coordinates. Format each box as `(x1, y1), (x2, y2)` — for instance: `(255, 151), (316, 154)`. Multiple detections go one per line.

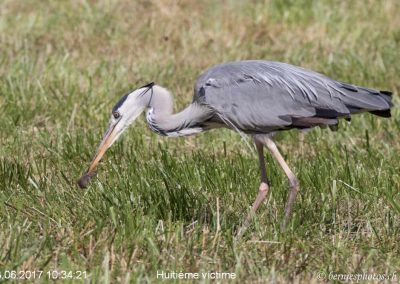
(236, 139), (269, 239)
(263, 137), (299, 231)
(250, 139), (269, 211)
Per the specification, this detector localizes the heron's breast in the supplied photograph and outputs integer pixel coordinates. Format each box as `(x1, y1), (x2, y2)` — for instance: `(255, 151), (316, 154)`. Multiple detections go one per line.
(146, 109), (166, 135)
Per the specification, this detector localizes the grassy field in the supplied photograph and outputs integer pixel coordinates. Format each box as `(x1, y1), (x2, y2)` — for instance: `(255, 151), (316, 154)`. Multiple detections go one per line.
(1, 0), (399, 282)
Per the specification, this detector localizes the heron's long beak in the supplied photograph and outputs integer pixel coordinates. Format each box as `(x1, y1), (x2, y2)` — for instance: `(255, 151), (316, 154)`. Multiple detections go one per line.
(87, 121), (120, 173)
(78, 119), (124, 189)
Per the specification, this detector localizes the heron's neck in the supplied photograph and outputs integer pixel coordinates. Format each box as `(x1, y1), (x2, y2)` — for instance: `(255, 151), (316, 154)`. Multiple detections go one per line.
(145, 85), (209, 137)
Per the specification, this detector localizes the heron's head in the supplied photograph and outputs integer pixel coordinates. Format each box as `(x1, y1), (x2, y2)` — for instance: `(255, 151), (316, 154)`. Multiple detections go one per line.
(78, 82), (154, 187)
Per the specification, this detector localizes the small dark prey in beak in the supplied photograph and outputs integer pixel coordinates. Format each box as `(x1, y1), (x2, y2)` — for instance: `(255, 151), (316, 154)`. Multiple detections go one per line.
(77, 171), (97, 189)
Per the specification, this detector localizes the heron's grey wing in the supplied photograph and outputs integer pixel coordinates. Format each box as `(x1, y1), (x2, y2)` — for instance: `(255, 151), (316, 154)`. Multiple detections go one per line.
(193, 61), (392, 133)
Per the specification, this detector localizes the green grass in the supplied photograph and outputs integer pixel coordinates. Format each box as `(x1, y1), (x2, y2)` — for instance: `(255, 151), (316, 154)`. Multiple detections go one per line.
(1, 0), (399, 282)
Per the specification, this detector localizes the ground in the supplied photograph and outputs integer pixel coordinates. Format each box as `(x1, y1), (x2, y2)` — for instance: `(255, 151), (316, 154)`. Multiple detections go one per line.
(0, 0), (399, 283)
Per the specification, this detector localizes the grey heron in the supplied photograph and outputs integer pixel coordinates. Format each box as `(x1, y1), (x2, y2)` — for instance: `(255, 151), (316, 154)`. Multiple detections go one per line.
(78, 60), (393, 237)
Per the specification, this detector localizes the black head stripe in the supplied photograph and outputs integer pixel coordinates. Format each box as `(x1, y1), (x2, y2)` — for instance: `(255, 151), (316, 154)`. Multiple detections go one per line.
(139, 82), (155, 89)
(138, 82), (155, 98)
(112, 82), (155, 112)
(137, 82), (155, 107)
(112, 93), (130, 112)
(147, 85), (154, 107)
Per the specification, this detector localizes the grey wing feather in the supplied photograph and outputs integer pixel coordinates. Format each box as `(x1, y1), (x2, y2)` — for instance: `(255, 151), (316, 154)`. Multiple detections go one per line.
(194, 60), (392, 133)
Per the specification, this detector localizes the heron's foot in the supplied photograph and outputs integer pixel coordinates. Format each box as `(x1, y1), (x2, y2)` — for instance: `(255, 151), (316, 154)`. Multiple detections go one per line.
(236, 182), (269, 240)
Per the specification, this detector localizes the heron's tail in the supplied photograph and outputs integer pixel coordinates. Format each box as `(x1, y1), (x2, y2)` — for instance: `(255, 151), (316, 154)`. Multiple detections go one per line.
(339, 84), (393, 117)
(367, 91), (393, 117)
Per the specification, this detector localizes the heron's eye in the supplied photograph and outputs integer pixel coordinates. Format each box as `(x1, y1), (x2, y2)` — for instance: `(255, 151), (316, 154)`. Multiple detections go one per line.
(113, 112), (121, 119)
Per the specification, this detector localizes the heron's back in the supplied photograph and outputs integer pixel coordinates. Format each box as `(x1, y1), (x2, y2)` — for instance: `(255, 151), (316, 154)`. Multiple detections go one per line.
(194, 60), (392, 133)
